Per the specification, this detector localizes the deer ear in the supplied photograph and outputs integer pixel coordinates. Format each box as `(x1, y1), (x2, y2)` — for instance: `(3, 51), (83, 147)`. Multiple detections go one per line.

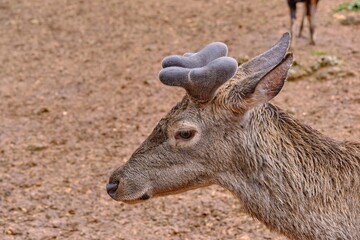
(219, 33), (292, 113)
(236, 32), (291, 81)
(247, 53), (293, 105)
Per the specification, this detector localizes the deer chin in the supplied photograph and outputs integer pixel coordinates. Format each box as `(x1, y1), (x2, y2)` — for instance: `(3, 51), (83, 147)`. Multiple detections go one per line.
(118, 188), (190, 204)
(115, 190), (153, 204)
(120, 183), (213, 204)
(153, 182), (214, 198)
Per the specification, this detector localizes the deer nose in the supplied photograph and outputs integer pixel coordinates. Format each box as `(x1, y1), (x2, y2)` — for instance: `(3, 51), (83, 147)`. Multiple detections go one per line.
(106, 182), (119, 198)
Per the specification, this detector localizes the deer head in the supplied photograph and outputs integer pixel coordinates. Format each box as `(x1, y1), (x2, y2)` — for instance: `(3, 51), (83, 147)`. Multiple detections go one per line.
(107, 33), (293, 204)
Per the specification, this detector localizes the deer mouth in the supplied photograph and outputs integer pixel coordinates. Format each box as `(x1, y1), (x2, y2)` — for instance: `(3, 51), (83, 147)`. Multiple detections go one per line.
(107, 185), (153, 204)
(138, 192), (151, 200)
(106, 172), (154, 203)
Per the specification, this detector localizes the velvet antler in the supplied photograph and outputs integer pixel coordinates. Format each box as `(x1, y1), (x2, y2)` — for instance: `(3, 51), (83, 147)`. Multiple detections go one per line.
(159, 42), (238, 102)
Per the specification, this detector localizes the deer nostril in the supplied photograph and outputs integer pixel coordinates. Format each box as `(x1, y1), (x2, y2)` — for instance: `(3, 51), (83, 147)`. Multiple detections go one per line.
(106, 182), (119, 198)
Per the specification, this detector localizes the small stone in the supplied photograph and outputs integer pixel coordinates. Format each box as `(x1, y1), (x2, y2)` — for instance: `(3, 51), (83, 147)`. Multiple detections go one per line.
(26, 144), (48, 152)
(30, 18), (40, 25)
(5, 227), (22, 235)
(33, 107), (49, 115)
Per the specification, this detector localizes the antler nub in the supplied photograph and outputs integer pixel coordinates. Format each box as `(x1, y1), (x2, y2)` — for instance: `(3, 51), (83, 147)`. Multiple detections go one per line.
(162, 42), (228, 68)
(159, 42), (238, 102)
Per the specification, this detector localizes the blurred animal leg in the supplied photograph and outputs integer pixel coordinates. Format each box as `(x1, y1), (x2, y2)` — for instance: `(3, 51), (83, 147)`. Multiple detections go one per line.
(309, 4), (317, 45)
(298, 5), (306, 37)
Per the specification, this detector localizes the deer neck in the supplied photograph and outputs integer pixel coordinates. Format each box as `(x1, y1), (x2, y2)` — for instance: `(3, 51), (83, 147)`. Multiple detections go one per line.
(216, 103), (360, 240)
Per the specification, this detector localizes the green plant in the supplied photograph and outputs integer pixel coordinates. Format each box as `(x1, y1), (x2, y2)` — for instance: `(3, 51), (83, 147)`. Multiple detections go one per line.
(336, 0), (360, 12)
(309, 49), (328, 56)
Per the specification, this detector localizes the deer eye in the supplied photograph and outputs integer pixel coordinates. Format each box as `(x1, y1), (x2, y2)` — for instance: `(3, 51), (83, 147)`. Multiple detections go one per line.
(175, 130), (195, 140)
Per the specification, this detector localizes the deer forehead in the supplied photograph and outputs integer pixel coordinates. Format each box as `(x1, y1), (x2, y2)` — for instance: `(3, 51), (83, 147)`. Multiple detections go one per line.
(168, 120), (198, 131)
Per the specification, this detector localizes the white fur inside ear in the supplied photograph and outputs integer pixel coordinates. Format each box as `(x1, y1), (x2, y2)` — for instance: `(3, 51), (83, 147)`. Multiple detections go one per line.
(251, 53), (293, 105)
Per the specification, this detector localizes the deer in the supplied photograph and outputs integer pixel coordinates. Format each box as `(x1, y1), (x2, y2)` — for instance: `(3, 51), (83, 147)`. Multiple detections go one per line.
(287, 0), (320, 45)
(106, 33), (360, 240)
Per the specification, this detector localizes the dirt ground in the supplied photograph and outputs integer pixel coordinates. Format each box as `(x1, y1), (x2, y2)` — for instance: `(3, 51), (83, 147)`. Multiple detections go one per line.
(0, 0), (359, 239)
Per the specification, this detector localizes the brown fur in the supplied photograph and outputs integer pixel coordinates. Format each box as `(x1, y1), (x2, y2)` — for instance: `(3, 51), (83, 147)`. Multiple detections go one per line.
(108, 34), (360, 239)
(216, 103), (360, 239)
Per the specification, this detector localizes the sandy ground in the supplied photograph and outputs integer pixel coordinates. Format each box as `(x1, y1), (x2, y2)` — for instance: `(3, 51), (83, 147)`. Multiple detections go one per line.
(0, 0), (359, 239)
